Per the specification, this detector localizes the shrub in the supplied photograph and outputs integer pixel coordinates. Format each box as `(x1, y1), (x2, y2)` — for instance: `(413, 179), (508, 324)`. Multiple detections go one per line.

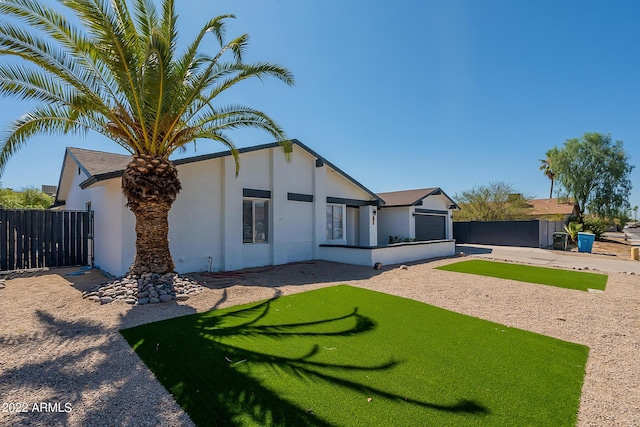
(564, 221), (582, 243)
(582, 216), (609, 240)
(388, 236), (416, 244)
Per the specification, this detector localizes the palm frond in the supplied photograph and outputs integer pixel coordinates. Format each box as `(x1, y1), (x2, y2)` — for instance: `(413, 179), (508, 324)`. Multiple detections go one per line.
(0, 64), (78, 105)
(62, 0), (148, 144)
(174, 129), (241, 175)
(0, 0), (293, 169)
(192, 105), (287, 141)
(132, 0), (158, 40)
(0, 0), (128, 112)
(0, 105), (108, 173)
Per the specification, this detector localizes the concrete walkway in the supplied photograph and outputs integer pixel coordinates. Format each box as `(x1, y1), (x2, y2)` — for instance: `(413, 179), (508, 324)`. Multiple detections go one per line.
(457, 244), (640, 274)
(623, 227), (640, 245)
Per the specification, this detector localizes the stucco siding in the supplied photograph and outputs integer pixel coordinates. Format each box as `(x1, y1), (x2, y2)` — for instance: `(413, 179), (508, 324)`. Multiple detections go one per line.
(169, 158), (224, 273)
(324, 168), (371, 201)
(91, 181), (129, 275)
(419, 195), (449, 210)
(63, 167), (91, 210)
(377, 207), (412, 245)
(319, 240), (455, 267)
(281, 146), (314, 195)
(238, 149), (271, 191)
(283, 201), (314, 262)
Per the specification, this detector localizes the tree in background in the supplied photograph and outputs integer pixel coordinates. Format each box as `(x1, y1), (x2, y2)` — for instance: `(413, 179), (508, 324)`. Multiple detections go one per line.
(0, 0), (293, 275)
(453, 182), (533, 221)
(546, 133), (634, 218)
(538, 158), (555, 199)
(0, 187), (53, 209)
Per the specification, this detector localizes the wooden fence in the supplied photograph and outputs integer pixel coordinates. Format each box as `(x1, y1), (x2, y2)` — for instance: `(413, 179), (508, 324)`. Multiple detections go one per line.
(0, 209), (93, 271)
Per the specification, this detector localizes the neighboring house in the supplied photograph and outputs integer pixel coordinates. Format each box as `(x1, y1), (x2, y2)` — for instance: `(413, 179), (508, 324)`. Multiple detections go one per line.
(41, 185), (57, 197)
(55, 140), (457, 276)
(525, 198), (580, 222)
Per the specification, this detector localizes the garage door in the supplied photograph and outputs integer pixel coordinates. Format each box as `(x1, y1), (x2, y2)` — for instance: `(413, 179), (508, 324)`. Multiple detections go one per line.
(415, 215), (446, 241)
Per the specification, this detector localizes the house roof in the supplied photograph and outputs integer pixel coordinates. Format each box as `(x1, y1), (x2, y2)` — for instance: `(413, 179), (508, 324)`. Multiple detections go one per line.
(377, 187), (459, 209)
(527, 198), (578, 216)
(56, 139), (384, 205)
(67, 147), (132, 178)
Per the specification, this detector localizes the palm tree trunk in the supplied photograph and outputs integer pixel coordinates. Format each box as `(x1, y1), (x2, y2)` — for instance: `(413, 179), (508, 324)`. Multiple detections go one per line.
(549, 178), (554, 199)
(122, 155), (181, 275)
(129, 201), (174, 275)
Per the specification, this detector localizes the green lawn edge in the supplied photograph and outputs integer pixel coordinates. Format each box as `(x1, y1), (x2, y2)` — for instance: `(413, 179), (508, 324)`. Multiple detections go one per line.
(436, 259), (607, 291)
(121, 285), (589, 427)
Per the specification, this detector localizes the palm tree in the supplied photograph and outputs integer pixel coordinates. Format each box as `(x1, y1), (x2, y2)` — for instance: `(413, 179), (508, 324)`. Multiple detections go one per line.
(538, 158), (555, 199)
(0, 0), (294, 275)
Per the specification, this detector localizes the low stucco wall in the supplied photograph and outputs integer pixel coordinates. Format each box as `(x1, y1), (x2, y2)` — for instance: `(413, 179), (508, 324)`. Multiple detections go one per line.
(319, 240), (456, 267)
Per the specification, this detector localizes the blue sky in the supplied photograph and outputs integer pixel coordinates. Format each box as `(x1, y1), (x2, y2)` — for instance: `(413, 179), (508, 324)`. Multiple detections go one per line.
(1, 0), (639, 212)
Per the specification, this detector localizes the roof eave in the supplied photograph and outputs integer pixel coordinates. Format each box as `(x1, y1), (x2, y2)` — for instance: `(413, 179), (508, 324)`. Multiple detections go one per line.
(80, 170), (124, 189)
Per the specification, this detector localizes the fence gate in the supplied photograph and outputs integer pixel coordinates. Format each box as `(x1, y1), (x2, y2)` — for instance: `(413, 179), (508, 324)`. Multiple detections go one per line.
(0, 209), (93, 271)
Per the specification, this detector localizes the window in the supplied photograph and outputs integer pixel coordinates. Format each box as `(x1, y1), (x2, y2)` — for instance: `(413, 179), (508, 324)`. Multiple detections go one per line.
(243, 199), (269, 243)
(326, 204), (344, 240)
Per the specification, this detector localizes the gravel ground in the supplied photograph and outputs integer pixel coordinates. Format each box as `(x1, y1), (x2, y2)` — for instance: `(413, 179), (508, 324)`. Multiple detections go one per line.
(0, 255), (638, 426)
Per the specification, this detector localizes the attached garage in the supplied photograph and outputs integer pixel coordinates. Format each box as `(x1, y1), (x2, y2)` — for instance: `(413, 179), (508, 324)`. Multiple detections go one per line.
(376, 188), (459, 245)
(415, 211), (447, 241)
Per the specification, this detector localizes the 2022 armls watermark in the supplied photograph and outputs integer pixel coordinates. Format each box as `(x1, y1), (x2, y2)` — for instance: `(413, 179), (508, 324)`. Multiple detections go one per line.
(2, 401), (72, 413)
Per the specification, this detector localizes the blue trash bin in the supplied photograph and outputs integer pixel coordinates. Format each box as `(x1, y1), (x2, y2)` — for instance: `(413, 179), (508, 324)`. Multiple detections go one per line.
(577, 232), (595, 253)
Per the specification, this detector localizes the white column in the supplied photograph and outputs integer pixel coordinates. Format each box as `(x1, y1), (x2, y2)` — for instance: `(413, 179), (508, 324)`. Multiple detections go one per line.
(359, 205), (378, 247)
(222, 155), (243, 271)
(409, 207), (416, 239)
(312, 160), (327, 258)
(271, 148), (288, 265)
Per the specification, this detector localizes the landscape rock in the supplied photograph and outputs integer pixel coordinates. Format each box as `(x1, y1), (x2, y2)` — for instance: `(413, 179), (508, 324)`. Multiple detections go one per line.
(82, 273), (204, 306)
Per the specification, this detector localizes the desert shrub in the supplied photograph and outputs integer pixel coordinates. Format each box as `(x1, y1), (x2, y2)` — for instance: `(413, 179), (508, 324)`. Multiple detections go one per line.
(582, 216), (608, 240)
(564, 221), (582, 243)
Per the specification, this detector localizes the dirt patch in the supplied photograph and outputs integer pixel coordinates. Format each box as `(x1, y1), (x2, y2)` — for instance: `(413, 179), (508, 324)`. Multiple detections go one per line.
(550, 238), (637, 260)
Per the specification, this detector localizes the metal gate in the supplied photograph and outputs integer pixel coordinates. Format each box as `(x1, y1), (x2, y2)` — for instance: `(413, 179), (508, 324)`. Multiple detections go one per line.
(0, 209), (93, 271)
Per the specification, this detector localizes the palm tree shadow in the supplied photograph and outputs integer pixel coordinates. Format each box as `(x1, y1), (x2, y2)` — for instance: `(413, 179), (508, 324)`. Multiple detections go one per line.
(0, 310), (194, 426)
(121, 296), (489, 426)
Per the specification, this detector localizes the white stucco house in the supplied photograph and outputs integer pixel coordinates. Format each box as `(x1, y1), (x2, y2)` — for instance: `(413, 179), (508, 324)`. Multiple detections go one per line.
(55, 139), (458, 276)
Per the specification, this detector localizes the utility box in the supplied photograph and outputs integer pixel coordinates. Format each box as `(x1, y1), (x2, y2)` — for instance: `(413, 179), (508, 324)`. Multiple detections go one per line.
(552, 232), (568, 251)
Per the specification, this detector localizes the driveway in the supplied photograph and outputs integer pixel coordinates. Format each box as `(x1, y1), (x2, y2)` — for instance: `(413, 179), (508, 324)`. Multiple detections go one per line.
(457, 244), (640, 274)
(623, 227), (640, 245)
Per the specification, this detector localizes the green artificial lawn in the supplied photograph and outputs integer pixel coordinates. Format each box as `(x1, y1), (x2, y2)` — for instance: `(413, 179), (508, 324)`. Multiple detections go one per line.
(121, 285), (588, 427)
(437, 259), (607, 292)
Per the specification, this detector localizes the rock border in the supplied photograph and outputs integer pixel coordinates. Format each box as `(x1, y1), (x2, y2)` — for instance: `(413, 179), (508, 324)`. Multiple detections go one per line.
(82, 272), (203, 305)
